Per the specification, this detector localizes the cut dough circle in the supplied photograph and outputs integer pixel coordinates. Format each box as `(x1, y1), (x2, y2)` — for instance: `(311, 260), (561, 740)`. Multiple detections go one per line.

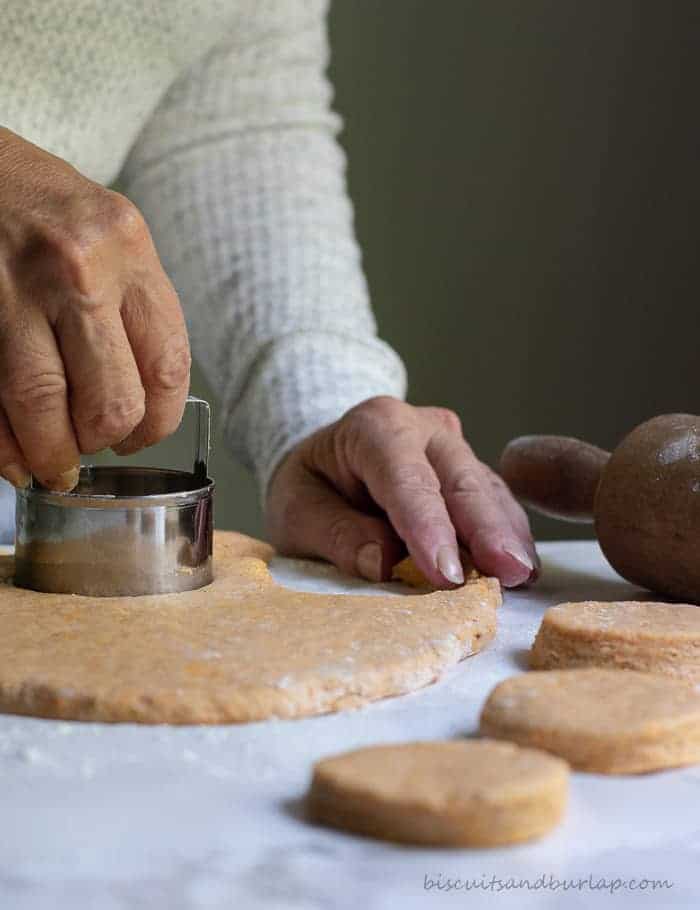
(0, 531), (499, 724)
(307, 739), (569, 846)
(480, 668), (700, 774)
(392, 550), (483, 591)
(531, 600), (700, 682)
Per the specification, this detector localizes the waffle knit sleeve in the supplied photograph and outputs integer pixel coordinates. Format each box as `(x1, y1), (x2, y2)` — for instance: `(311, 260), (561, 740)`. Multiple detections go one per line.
(118, 0), (407, 497)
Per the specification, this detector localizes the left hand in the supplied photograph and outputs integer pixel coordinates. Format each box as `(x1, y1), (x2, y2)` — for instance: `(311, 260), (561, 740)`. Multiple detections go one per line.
(266, 396), (539, 588)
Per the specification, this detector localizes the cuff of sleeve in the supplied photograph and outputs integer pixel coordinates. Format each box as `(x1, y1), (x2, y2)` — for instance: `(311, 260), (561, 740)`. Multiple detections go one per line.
(221, 330), (408, 502)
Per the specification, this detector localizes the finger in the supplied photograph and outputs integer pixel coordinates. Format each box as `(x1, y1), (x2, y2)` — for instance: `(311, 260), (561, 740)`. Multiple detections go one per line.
(482, 463), (534, 537)
(417, 406), (536, 554)
(115, 276), (191, 454)
(482, 463), (541, 576)
(417, 405), (463, 436)
(54, 300), (146, 453)
(0, 310), (80, 490)
(0, 406), (31, 488)
(351, 428), (465, 587)
(427, 429), (537, 587)
(271, 469), (405, 581)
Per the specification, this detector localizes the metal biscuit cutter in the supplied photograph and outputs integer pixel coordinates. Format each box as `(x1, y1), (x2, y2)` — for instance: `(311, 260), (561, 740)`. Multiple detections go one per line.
(14, 396), (214, 597)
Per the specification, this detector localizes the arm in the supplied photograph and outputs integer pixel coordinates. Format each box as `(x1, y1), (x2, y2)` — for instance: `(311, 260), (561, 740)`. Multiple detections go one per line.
(118, 0), (405, 494)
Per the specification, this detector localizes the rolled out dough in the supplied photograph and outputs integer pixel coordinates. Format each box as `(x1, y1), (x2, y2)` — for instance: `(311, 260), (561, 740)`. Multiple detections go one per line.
(530, 600), (700, 682)
(0, 531), (500, 724)
(307, 739), (569, 846)
(480, 668), (700, 774)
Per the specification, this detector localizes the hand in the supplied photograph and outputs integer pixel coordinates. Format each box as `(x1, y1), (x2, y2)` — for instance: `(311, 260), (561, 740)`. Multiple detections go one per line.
(0, 128), (190, 490)
(266, 397), (539, 588)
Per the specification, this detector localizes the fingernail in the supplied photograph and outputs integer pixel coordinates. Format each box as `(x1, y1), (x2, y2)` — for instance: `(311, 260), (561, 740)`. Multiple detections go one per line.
(436, 545), (465, 585)
(356, 542), (383, 582)
(45, 466), (81, 492)
(502, 540), (535, 573)
(1, 463), (31, 489)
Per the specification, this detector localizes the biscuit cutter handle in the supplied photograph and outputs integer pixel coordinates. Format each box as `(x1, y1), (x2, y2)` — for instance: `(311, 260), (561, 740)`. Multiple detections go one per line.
(499, 435), (611, 523)
(188, 395), (211, 483)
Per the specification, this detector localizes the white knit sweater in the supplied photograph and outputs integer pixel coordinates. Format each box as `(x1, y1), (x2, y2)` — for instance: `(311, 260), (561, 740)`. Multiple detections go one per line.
(1, 0), (407, 493)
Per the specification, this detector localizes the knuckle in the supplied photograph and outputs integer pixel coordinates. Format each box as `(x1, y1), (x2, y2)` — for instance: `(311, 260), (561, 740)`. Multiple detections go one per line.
(76, 394), (146, 450)
(145, 338), (191, 393)
(438, 408), (462, 434)
(342, 399), (417, 462)
(426, 406), (462, 434)
(446, 467), (484, 498)
(104, 191), (149, 244)
(44, 230), (93, 289)
(42, 193), (148, 294)
(348, 395), (406, 425)
(5, 371), (67, 414)
(41, 232), (101, 300)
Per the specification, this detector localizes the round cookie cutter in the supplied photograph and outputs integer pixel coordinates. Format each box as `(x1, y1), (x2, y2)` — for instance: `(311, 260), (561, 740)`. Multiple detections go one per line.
(14, 396), (214, 597)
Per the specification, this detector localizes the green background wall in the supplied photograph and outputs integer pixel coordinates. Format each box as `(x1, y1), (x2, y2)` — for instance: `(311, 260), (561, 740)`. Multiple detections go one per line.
(185, 0), (699, 542)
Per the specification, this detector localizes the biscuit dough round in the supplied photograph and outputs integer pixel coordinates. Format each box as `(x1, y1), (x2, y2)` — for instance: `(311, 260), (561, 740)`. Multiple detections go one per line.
(392, 550), (482, 591)
(530, 600), (700, 682)
(480, 668), (700, 774)
(0, 531), (499, 724)
(308, 739), (569, 846)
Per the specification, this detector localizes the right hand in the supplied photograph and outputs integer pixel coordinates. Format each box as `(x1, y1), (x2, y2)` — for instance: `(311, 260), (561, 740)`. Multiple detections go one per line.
(0, 128), (191, 490)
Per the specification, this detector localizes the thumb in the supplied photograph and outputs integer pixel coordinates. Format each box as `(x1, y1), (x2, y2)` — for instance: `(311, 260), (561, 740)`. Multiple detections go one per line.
(272, 473), (405, 582)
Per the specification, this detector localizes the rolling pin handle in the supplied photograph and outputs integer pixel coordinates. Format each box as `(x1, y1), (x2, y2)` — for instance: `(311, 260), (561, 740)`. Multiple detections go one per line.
(499, 434), (611, 523)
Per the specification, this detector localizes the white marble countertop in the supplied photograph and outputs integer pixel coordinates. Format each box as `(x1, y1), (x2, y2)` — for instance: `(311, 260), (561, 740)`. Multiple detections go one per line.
(1, 540), (699, 910)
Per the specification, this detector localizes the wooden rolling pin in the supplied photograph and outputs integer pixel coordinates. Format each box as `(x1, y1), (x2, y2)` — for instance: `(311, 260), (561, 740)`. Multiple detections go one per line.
(500, 414), (700, 603)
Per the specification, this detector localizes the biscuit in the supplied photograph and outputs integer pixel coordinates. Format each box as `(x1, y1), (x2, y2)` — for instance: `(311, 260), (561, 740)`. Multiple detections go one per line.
(480, 668), (700, 773)
(531, 600), (700, 682)
(308, 739), (568, 846)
